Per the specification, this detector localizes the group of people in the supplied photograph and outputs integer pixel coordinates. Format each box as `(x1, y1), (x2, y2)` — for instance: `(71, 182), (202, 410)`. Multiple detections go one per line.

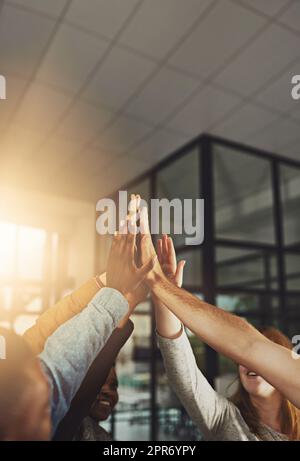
(1, 194), (300, 441)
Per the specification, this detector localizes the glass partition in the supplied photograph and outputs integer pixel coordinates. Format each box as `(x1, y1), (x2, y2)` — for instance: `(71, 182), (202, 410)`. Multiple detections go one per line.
(214, 145), (275, 244)
(216, 246), (278, 290)
(280, 165), (300, 247)
(96, 135), (300, 441)
(156, 149), (200, 248)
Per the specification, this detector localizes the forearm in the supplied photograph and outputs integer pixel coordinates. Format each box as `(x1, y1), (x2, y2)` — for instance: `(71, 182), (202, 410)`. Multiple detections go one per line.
(153, 295), (182, 339)
(149, 274), (263, 364)
(158, 329), (231, 438)
(39, 287), (128, 432)
(149, 274), (300, 409)
(24, 277), (100, 354)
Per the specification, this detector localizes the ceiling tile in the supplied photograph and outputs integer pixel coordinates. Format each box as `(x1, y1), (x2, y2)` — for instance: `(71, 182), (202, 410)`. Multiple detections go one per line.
(215, 24), (300, 97)
(14, 82), (72, 135)
(167, 84), (241, 136)
(2, 125), (44, 148)
(279, 1), (300, 33)
(97, 153), (149, 193)
(93, 115), (154, 154)
(7, 0), (69, 18)
(36, 24), (109, 93)
(71, 147), (116, 176)
(255, 59), (300, 113)
(0, 4), (56, 77)
(169, 0), (265, 78)
(131, 128), (189, 163)
(280, 138), (300, 161)
(66, 0), (140, 40)
(30, 138), (81, 175)
(0, 126), (44, 172)
(213, 103), (279, 140)
(292, 104), (300, 121)
(0, 74), (28, 126)
(55, 100), (114, 144)
(238, 0), (290, 17)
(83, 46), (157, 109)
(120, 0), (213, 60)
(247, 117), (300, 153)
(125, 67), (200, 124)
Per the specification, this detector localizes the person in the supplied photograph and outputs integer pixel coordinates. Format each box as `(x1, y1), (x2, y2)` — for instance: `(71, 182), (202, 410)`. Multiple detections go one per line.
(75, 367), (119, 441)
(0, 223), (155, 440)
(133, 194), (300, 410)
(154, 234), (300, 440)
(0, 327), (51, 441)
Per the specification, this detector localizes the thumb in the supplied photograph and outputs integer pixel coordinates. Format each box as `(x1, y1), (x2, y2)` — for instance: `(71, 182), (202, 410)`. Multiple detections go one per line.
(175, 260), (186, 287)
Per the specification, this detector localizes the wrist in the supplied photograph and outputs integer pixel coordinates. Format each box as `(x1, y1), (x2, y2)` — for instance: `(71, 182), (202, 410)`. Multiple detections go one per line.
(145, 267), (166, 289)
(126, 292), (137, 309)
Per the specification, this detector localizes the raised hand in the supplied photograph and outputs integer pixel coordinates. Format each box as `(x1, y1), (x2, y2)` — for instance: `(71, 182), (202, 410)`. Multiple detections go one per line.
(137, 199), (164, 285)
(153, 235), (185, 338)
(157, 235), (185, 288)
(106, 216), (156, 298)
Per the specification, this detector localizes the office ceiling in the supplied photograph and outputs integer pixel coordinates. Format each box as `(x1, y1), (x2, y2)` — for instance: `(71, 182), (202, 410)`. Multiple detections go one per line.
(0, 0), (299, 201)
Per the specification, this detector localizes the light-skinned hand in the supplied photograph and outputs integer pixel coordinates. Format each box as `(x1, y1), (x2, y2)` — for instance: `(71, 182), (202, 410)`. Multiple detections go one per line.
(106, 212), (156, 298)
(157, 235), (185, 288)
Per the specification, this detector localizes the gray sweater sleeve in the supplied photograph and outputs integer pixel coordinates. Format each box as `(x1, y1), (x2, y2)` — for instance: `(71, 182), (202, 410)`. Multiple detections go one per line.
(158, 328), (238, 440)
(39, 287), (128, 434)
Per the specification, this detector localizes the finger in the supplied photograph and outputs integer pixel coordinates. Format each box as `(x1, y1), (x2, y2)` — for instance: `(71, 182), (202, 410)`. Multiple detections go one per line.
(111, 230), (121, 250)
(127, 216), (137, 256)
(118, 221), (127, 253)
(135, 195), (142, 228)
(156, 239), (163, 264)
(175, 260), (186, 287)
(119, 219), (127, 235)
(136, 194), (141, 210)
(162, 234), (169, 263)
(140, 206), (150, 235)
(129, 194), (137, 218)
(167, 236), (177, 267)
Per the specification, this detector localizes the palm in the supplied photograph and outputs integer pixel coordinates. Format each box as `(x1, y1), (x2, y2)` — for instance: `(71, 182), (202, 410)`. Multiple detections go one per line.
(161, 261), (175, 277)
(157, 235), (184, 288)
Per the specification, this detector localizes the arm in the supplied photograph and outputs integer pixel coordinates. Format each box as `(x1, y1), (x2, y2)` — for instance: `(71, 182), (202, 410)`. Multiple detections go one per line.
(53, 320), (134, 441)
(154, 236), (233, 439)
(24, 271), (147, 354)
(150, 273), (300, 409)
(39, 287), (128, 433)
(41, 215), (155, 433)
(138, 202), (300, 409)
(23, 276), (103, 354)
(154, 236), (183, 339)
(158, 329), (233, 439)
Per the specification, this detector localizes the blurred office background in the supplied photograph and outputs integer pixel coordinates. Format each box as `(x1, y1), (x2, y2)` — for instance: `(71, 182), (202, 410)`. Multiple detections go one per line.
(0, 0), (299, 440)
